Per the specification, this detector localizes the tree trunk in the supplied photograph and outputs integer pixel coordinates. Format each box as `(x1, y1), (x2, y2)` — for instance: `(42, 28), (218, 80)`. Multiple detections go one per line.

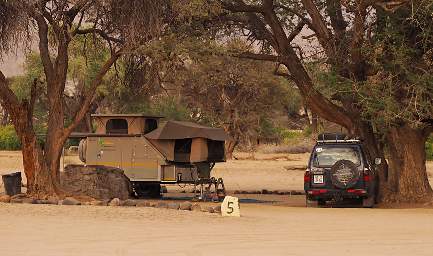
(385, 125), (432, 202)
(21, 132), (58, 197)
(225, 140), (238, 160)
(355, 121), (390, 202)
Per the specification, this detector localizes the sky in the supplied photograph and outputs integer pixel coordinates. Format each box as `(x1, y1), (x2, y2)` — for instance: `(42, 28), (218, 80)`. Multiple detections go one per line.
(0, 52), (25, 77)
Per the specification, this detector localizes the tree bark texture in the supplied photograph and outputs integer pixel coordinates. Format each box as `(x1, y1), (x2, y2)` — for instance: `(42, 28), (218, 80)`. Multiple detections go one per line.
(386, 125), (432, 202)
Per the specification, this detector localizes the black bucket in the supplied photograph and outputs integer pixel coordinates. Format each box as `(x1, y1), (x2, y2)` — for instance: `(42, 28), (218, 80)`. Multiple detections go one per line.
(2, 172), (22, 196)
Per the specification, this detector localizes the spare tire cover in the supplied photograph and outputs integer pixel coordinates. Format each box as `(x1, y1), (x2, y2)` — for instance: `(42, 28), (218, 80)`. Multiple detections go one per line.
(78, 139), (87, 163)
(330, 160), (359, 189)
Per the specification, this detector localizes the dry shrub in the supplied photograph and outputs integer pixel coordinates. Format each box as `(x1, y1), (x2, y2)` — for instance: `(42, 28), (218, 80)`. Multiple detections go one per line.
(257, 139), (314, 154)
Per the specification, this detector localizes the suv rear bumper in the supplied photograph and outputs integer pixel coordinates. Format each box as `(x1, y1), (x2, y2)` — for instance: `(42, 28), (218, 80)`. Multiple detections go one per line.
(306, 188), (371, 200)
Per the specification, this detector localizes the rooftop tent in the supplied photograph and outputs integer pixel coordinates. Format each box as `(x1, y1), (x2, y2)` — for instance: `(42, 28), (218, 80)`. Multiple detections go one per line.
(145, 121), (230, 163)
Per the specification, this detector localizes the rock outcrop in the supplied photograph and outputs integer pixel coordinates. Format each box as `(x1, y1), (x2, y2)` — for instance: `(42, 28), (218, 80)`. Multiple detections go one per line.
(61, 165), (131, 200)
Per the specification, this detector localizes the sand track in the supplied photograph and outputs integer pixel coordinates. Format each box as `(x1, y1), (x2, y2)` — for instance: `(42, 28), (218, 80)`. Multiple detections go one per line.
(1, 203), (433, 256)
(1, 151), (433, 255)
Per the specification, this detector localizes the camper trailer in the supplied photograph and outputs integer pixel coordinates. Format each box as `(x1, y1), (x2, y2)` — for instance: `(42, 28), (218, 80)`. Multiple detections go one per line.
(74, 114), (229, 198)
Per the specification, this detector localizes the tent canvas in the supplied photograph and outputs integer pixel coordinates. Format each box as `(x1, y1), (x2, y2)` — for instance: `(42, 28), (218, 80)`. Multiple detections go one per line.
(145, 121), (229, 163)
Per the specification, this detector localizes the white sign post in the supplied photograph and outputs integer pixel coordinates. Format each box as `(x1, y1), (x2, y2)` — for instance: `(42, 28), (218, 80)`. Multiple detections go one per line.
(221, 196), (240, 217)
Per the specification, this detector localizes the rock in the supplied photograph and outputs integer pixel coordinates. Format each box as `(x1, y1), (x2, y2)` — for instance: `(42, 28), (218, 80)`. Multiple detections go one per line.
(148, 202), (157, 207)
(62, 197), (81, 205)
(167, 203), (180, 210)
(180, 202), (192, 211)
(156, 202), (168, 208)
(36, 199), (58, 204)
(234, 190), (240, 194)
(135, 201), (148, 207)
(221, 196), (241, 217)
(0, 195), (11, 203)
(47, 197), (59, 205)
(213, 205), (221, 213)
(191, 203), (201, 212)
(83, 202), (92, 206)
(11, 193), (26, 200)
(58, 200), (63, 205)
(61, 165), (132, 200)
(22, 198), (36, 204)
(10, 198), (23, 204)
(108, 198), (121, 206)
(90, 200), (107, 206)
(203, 206), (214, 213)
(121, 199), (137, 207)
(261, 189), (269, 195)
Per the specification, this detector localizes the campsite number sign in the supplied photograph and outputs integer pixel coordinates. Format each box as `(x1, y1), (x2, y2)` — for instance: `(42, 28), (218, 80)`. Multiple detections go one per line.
(222, 196), (240, 217)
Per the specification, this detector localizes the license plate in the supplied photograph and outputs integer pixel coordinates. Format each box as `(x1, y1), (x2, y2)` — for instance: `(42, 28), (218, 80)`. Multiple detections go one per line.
(313, 175), (324, 184)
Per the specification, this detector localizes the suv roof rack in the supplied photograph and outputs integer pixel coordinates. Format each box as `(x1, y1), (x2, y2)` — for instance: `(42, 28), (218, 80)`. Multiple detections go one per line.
(317, 133), (361, 144)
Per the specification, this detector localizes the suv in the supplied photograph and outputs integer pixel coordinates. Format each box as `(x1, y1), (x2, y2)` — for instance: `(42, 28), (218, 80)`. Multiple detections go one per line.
(304, 133), (380, 207)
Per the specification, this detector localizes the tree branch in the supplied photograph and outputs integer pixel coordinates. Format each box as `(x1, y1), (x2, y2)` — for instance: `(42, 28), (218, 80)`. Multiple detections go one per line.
(287, 21), (306, 42)
(76, 28), (124, 44)
(0, 71), (20, 115)
(62, 50), (122, 139)
(30, 10), (55, 85)
(221, 0), (265, 13)
(236, 52), (281, 62)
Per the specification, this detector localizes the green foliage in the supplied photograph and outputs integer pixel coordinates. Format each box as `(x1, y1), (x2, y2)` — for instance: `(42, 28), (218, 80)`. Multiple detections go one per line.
(426, 135), (433, 161)
(151, 97), (191, 121)
(0, 125), (20, 150)
(277, 128), (305, 143)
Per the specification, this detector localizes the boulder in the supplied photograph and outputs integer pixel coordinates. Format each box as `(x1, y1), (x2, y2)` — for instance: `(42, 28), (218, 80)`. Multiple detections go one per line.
(22, 198), (36, 204)
(10, 198), (23, 204)
(62, 197), (81, 205)
(61, 165), (131, 200)
(167, 203), (180, 210)
(156, 202), (168, 208)
(213, 205), (221, 213)
(108, 198), (121, 206)
(180, 202), (192, 211)
(0, 195), (11, 203)
(202, 206), (214, 213)
(90, 200), (108, 206)
(191, 203), (201, 212)
(121, 199), (137, 207)
(135, 201), (148, 207)
(11, 193), (26, 200)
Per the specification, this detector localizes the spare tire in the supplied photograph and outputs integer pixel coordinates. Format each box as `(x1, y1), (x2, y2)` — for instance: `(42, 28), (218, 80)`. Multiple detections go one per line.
(78, 139), (87, 163)
(330, 160), (359, 189)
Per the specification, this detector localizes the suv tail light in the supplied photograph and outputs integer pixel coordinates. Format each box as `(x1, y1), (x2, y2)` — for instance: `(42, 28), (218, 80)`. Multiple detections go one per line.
(363, 169), (371, 182)
(304, 171), (311, 183)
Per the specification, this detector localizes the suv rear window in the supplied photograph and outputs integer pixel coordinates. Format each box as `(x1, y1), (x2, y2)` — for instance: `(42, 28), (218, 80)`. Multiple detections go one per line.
(312, 146), (361, 167)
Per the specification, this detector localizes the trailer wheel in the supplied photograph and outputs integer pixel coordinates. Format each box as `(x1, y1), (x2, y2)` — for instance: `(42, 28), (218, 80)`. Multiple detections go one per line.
(133, 182), (161, 198)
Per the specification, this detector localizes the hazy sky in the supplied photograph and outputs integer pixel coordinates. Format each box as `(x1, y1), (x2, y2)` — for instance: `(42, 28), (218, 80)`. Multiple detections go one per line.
(0, 53), (25, 77)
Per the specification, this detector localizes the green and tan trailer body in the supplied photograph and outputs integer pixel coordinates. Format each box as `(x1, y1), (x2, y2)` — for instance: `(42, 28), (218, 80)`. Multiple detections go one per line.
(80, 135), (205, 183)
(74, 114), (230, 198)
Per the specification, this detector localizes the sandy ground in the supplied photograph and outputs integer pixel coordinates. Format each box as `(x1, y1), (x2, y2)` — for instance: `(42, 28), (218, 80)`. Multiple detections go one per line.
(1, 203), (433, 256)
(1, 151), (433, 255)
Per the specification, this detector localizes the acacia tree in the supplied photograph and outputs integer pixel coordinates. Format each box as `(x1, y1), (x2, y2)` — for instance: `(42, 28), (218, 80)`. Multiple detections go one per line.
(221, 0), (433, 202)
(178, 43), (296, 158)
(0, 0), (166, 198)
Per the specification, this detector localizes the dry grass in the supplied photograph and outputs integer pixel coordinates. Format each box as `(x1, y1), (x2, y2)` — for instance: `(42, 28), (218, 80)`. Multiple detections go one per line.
(256, 139), (314, 154)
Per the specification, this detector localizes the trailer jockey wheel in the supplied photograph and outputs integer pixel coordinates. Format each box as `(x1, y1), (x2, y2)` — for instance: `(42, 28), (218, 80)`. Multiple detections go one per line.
(132, 182), (161, 198)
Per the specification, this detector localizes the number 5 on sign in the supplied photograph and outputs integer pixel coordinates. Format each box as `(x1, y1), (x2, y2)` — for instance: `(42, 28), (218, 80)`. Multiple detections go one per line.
(221, 196), (240, 217)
